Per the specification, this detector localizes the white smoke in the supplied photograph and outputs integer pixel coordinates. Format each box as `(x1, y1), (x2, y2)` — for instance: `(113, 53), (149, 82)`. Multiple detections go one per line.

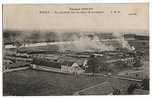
(56, 32), (115, 52)
(113, 32), (132, 50)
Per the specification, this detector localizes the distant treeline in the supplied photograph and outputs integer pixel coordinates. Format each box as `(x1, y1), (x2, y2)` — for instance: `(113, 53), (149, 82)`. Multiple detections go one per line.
(3, 30), (149, 45)
(3, 30), (114, 45)
(3, 30), (59, 45)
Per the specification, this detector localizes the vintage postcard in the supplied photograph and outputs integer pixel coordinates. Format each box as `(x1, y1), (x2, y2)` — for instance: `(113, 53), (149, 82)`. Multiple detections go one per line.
(2, 3), (149, 96)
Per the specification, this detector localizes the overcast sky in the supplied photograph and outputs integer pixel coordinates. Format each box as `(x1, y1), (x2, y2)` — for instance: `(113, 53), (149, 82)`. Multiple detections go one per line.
(3, 3), (149, 35)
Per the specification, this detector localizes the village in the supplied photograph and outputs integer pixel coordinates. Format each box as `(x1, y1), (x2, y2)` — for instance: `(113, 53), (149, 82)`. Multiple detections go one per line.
(3, 31), (149, 95)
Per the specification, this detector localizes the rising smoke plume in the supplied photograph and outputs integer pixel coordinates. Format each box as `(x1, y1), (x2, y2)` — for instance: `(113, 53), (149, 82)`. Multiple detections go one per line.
(113, 32), (133, 51)
(56, 32), (115, 52)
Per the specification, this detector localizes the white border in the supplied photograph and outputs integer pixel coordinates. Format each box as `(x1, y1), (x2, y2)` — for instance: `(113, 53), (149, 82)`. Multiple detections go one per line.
(0, 0), (151, 99)
(0, 1), (3, 98)
(1, 0), (150, 4)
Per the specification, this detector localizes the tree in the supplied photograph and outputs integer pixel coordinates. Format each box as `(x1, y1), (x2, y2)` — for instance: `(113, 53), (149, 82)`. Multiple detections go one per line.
(45, 32), (56, 44)
(87, 55), (98, 74)
(127, 83), (139, 94)
(30, 32), (41, 43)
(133, 56), (142, 69)
(112, 87), (121, 95)
(14, 41), (22, 53)
(141, 76), (149, 90)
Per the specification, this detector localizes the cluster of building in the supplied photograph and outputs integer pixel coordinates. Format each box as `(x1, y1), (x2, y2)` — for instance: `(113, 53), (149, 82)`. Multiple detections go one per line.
(3, 48), (142, 75)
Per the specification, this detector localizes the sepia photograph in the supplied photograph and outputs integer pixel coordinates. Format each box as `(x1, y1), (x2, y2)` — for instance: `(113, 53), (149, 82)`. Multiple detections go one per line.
(2, 3), (149, 96)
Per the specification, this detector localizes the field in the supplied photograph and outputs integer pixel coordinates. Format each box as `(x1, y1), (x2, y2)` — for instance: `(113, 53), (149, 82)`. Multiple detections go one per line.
(3, 69), (108, 96)
(3, 69), (142, 96)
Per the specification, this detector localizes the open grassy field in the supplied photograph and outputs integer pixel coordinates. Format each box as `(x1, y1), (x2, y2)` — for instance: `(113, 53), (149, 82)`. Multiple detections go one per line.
(3, 69), (142, 96)
(3, 69), (108, 96)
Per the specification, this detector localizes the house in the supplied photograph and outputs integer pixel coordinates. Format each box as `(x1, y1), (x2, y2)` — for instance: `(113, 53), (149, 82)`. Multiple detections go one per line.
(61, 61), (73, 72)
(61, 61), (85, 73)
